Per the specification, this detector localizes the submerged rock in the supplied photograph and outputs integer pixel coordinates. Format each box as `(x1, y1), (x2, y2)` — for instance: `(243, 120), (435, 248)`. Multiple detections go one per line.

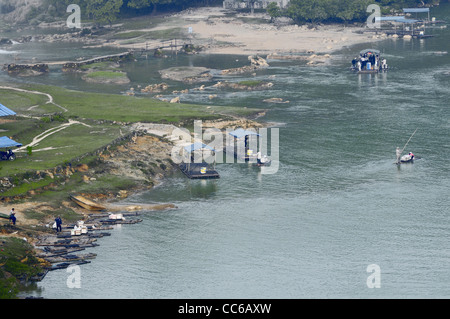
(214, 81), (273, 91)
(263, 98), (289, 104)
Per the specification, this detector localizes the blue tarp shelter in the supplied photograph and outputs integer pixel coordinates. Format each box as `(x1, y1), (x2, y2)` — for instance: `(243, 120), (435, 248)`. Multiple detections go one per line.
(375, 16), (418, 23)
(228, 128), (260, 139)
(180, 143), (219, 179)
(0, 104), (16, 117)
(375, 16), (406, 22)
(360, 49), (380, 56)
(403, 8), (431, 21)
(0, 136), (22, 148)
(397, 18), (420, 24)
(403, 8), (430, 13)
(184, 142), (216, 153)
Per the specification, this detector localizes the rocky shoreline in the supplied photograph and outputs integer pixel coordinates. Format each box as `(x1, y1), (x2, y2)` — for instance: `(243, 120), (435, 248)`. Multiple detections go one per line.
(0, 115), (267, 297)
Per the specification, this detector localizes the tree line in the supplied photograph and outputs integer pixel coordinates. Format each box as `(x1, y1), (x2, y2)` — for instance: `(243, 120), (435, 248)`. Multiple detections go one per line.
(268, 0), (442, 24)
(43, 0), (222, 25)
(41, 0), (443, 26)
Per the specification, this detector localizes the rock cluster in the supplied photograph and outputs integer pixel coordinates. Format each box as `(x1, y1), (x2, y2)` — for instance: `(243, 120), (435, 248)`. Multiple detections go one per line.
(5, 63), (49, 77)
(213, 81), (273, 91)
(221, 55), (269, 75)
(141, 83), (169, 93)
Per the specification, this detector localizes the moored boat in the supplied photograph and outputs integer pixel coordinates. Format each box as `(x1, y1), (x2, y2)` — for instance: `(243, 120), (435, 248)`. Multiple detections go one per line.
(70, 194), (107, 211)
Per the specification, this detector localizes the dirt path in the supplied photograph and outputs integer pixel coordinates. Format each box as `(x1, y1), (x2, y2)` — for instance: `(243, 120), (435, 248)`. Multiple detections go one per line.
(15, 120), (91, 152)
(0, 86), (68, 112)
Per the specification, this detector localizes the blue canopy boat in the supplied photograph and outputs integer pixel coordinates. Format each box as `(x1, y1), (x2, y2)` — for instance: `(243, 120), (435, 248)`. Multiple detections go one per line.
(351, 49), (388, 74)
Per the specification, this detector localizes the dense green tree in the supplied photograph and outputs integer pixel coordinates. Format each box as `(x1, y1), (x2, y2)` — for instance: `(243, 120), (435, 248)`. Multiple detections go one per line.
(286, 0), (330, 24)
(285, 0), (441, 24)
(86, 0), (123, 25)
(266, 1), (282, 22)
(40, 0), (442, 26)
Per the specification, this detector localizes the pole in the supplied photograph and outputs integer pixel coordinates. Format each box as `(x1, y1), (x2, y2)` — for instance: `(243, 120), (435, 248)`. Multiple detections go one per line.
(396, 128), (418, 163)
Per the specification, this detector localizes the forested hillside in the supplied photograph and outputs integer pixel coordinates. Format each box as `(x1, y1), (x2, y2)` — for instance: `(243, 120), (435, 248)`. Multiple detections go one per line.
(2, 0), (445, 26)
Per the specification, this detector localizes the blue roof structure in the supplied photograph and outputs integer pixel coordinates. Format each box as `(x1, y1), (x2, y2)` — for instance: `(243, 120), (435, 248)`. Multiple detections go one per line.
(375, 16), (418, 23)
(0, 104), (16, 117)
(228, 129), (260, 139)
(376, 16), (406, 21)
(0, 136), (22, 148)
(398, 18), (420, 23)
(403, 8), (430, 13)
(184, 143), (216, 153)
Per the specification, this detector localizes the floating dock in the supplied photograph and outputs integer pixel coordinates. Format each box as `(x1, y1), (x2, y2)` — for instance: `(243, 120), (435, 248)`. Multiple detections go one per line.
(179, 163), (220, 179)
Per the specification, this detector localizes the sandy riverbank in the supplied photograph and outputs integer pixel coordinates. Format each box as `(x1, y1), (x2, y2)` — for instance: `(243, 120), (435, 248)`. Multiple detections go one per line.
(113, 7), (385, 56)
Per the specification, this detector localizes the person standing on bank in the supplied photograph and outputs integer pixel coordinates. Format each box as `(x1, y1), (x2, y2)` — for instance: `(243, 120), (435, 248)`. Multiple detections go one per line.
(55, 216), (62, 232)
(9, 208), (16, 225)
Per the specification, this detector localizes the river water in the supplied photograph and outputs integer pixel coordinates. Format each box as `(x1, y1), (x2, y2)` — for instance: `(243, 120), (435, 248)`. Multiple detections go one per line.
(2, 5), (450, 298)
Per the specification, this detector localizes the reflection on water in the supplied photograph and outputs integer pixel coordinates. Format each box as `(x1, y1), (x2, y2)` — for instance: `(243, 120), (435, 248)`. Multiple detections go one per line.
(9, 4), (450, 298)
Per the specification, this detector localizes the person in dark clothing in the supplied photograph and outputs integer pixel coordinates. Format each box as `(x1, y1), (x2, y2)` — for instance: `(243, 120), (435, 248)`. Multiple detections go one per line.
(369, 54), (375, 65)
(55, 216), (62, 232)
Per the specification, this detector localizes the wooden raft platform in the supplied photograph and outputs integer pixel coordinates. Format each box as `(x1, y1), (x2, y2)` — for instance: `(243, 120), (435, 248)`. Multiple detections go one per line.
(179, 163), (220, 179)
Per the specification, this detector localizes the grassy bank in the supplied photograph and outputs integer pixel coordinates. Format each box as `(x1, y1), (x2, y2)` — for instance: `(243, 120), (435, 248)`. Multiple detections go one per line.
(0, 236), (48, 299)
(0, 83), (262, 177)
(16, 84), (259, 123)
(0, 82), (264, 298)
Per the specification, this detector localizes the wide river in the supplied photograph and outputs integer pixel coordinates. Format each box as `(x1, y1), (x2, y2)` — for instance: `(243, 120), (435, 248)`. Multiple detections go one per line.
(2, 5), (449, 299)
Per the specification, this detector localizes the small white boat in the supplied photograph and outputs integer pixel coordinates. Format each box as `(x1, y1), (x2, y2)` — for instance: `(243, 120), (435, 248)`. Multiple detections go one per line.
(108, 213), (125, 220)
(400, 153), (415, 163)
(395, 129), (418, 164)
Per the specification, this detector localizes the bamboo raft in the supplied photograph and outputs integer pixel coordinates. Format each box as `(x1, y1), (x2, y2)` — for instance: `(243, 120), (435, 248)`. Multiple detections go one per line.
(96, 218), (143, 225)
(44, 252), (97, 264)
(31, 204), (145, 282)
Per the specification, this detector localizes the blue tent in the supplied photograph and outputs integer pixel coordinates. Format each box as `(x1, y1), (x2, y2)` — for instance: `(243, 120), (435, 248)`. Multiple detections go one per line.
(0, 136), (22, 148)
(228, 128), (260, 139)
(183, 142), (216, 153)
(0, 104), (16, 117)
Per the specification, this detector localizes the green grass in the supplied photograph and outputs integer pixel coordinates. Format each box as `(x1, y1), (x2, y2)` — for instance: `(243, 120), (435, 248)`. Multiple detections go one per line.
(0, 117), (122, 177)
(79, 61), (117, 71)
(0, 83), (263, 185)
(114, 31), (147, 39)
(24, 84), (260, 123)
(0, 176), (54, 197)
(0, 237), (44, 299)
(0, 88), (60, 115)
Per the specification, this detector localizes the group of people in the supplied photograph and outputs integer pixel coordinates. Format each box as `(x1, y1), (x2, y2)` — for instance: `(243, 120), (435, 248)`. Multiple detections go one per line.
(7, 208), (63, 233)
(352, 55), (388, 72)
